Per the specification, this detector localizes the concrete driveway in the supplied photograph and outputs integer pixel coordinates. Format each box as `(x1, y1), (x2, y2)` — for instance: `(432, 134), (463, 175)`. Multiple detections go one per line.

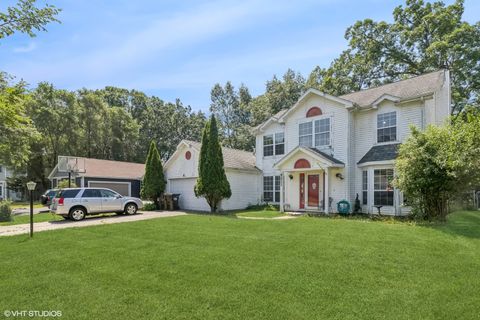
(0, 211), (187, 237)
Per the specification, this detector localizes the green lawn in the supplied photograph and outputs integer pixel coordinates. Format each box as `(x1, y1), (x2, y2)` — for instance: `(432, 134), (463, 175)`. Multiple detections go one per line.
(0, 211), (479, 319)
(0, 213), (64, 226)
(10, 201), (45, 210)
(235, 209), (285, 218)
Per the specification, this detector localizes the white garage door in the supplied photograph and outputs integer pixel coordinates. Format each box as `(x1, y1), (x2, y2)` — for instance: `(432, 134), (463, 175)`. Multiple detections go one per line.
(88, 181), (131, 196)
(169, 178), (209, 211)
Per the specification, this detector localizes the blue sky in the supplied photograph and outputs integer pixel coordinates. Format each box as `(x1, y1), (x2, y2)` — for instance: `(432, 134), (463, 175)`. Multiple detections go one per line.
(0, 0), (478, 111)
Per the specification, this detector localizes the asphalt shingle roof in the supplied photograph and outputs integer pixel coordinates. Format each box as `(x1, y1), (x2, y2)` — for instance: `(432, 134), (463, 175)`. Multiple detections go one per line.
(357, 143), (401, 164)
(340, 70), (446, 107)
(308, 148), (345, 165)
(69, 158), (145, 179)
(183, 140), (259, 172)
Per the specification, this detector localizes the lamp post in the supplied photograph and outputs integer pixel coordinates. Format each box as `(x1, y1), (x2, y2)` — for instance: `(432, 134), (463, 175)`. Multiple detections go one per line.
(26, 181), (37, 238)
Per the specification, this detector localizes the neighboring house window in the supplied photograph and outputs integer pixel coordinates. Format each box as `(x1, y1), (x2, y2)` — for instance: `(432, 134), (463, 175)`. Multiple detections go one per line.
(377, 111), (397, 143)
(0, 184), (3, 197)
(263, 133), (284, 157)
(299, 118), (331, 148)
(0, 166), (2, 172)
(362, 170), (368, 205)
(263, 176), (280, 202)
(374, 169), (394, 206)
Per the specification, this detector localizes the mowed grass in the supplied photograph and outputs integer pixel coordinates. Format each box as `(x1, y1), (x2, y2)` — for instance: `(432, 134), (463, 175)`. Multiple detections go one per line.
(235, 209), (284, 218)
(0, 213), (63, 226)
(0, 211), (479, 320)
(10, 201), (44, 210)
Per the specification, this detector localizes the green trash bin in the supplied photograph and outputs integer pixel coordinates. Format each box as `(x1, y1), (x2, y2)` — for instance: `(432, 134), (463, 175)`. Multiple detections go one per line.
(337, 200), (351, 215)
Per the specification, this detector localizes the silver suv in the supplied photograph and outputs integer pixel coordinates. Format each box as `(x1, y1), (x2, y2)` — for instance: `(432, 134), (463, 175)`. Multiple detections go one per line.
(50, 188), (143, 221)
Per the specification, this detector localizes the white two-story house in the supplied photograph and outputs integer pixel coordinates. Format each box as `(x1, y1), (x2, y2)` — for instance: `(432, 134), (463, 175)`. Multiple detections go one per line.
(253, 70), (450, 215)
(164, 70), (450, 214)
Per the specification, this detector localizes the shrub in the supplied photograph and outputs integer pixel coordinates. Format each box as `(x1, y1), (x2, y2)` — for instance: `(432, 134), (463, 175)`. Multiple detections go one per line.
(58, 179), (77, 188)
(395, 112), (480, 221)
(0, 201), (12, 222)
(246, 204), (279, 211)
(142, 202), (157, 211)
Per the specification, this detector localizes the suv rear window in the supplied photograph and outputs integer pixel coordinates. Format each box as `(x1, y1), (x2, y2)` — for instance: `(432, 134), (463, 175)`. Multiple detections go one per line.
(57, 189), (81, 198)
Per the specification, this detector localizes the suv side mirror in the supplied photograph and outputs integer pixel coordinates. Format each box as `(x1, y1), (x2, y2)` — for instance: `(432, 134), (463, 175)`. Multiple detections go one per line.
(115, 194), (123, 199)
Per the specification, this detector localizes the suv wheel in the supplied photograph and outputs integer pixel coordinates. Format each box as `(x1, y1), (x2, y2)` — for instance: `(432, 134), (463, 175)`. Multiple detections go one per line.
(69, 207), (86, 221)
(125, 203), (138, 215)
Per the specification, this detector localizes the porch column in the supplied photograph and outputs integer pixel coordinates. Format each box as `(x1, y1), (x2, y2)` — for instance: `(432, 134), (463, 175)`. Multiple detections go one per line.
(280, 172), (284, 212)
(324, 168), (330, 214)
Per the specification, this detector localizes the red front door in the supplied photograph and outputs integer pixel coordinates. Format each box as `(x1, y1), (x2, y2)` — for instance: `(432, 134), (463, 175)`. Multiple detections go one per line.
(299, 173), (305, 209)
(308, 175), (319, 207)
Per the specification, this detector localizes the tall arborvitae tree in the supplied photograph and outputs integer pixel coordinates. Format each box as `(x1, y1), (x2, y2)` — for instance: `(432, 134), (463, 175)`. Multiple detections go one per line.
(141, 141), (165, 208)
(194, 115), (231, 212)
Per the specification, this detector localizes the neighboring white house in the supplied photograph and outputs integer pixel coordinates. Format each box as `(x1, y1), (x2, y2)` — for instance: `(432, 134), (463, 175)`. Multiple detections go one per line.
(165, 70), (450, 214)
(164, 140), (261, 211)
(0, 165), (23, 201)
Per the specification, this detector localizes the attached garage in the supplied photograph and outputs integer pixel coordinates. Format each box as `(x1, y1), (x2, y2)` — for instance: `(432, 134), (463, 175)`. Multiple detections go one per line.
(165, 140), (261, 212)
(88, 181), (131, 196)
(169, 178), (210, 211)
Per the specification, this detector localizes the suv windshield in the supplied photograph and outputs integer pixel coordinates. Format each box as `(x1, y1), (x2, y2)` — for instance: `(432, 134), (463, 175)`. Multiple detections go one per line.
(57, 189), (80, 198)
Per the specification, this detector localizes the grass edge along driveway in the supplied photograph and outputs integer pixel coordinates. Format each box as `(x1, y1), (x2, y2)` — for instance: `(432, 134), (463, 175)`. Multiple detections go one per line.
(0, 211), (478, 320)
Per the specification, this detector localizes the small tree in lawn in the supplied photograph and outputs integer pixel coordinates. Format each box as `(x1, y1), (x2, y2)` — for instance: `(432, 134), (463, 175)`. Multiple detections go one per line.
(141, 141), (165, 209)
(195, 115), (231, 212)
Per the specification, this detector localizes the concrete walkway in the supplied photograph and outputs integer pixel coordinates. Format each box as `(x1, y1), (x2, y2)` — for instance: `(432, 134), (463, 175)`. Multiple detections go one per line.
(0, 211), (187, 237)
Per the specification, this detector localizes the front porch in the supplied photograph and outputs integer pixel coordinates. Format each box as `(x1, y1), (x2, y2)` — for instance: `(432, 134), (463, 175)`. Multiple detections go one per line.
(274, 146), (345, 214)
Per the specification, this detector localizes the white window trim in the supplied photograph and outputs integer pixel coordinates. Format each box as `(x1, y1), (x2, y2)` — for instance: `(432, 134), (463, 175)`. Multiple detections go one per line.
(263, 132), (285, 158)
(298, 115), (332, 149)
(373, 168), (395, 207)
(376, 111), (398, 145)
(263, 175), (280, 203)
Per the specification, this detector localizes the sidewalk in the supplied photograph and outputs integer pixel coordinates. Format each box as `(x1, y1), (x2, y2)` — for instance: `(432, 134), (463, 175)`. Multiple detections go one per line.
(0, 211), (187, 237)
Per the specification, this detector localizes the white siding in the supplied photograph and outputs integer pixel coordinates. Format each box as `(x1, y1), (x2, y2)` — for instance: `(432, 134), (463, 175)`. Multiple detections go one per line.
(165, 143), (261, 211)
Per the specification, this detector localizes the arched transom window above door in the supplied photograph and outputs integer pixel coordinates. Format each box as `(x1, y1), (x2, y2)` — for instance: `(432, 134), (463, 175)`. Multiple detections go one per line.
(294, 158), (311, 169)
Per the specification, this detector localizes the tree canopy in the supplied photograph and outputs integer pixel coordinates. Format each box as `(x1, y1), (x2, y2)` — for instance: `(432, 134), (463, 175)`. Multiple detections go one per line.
(0, 0), (60, 40)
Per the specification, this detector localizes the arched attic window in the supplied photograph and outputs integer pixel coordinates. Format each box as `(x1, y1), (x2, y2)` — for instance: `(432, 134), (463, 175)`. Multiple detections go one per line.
(306, 107), (322, 118)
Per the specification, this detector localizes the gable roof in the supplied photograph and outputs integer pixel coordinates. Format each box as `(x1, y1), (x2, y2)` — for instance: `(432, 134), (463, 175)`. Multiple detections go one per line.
(308, 148), (345, 165)
(49, 157), (145, 180)
(254, 70), (447, 133)
(274, 146), (345, 169)
(169, 140), (259, 172)
(340, 70), (446, 107)
(357, 143), (401, 164)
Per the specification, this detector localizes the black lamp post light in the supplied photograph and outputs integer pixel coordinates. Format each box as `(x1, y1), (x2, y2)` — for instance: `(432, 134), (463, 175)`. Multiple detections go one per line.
(26, 181), (37, 238)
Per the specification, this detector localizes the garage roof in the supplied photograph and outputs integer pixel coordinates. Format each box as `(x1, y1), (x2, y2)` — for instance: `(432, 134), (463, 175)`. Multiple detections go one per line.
(182, 140), (259, 172)
(49, 157), (145, 180)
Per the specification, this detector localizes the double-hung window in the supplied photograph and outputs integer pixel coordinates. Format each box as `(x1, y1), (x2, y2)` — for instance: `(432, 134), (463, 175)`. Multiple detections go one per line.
(299, 122), (313, 147)
(263, 133), (284, 157)
(314, 118), (330, 147)
(263, 176), (280, 203)
(377, 112), (397, 143)
(299, 118), (331, 148)
(362, 170), (368, 205)
(374, 169), (394, 206)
